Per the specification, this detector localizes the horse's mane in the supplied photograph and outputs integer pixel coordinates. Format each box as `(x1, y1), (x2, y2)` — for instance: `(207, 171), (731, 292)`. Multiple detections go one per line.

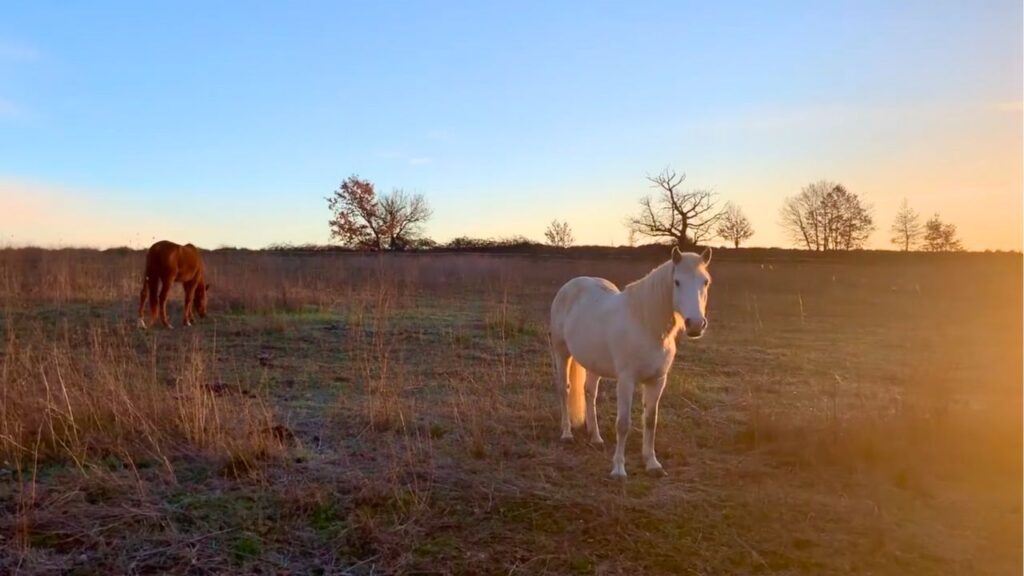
(623, 259), (681, 340)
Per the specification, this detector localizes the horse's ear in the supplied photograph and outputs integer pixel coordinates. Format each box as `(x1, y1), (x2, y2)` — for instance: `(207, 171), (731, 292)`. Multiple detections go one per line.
(205, 283), (211, 291)
(671, 246), (683, 264)
(700, 247), (712, 265)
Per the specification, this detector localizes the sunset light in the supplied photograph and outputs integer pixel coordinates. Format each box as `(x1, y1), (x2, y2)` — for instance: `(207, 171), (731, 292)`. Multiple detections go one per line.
(0, 3), (1020, 574)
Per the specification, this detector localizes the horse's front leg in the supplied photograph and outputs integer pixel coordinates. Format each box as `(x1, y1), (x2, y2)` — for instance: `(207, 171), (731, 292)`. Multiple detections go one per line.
(611, 376), (635, 479)
(642, 375), (668, 477)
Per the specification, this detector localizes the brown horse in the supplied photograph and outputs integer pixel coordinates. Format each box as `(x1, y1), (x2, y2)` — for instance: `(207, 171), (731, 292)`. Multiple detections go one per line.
(137, 240), (209, 329)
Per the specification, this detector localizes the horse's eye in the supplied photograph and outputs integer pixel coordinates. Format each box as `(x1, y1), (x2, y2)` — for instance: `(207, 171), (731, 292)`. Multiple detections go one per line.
(704, 279), (710, 287)
(674, 280), (679, 287)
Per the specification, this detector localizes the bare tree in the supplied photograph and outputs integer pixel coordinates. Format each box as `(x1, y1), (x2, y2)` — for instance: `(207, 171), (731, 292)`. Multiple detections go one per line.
(889, 198), (922, 251)
(544, 220), (574, 248)
(379, 188), (433, 250)
(779, 181), (874, 250)
(922, 214), (964, 252)
(626, 168), (722, 248)
(715, 202), (754, 248)
(827, 186), (875, 249)
(327, 175), (432, 250)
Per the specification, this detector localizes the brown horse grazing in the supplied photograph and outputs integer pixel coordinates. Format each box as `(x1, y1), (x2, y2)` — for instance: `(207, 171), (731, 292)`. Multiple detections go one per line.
(137, 240), (209, 329)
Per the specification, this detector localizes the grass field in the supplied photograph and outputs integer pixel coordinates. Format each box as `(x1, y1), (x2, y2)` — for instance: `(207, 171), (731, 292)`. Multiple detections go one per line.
(0, 249), (1020, 575)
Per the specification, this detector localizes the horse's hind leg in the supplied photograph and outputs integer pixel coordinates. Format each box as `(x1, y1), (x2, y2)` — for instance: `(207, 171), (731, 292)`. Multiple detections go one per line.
(585, 373), (603, 444)
(158, 277), (173, 328)
(137, 277), (150, 328)
(549, 343), (573, 442)
(147, 276), (160, 325)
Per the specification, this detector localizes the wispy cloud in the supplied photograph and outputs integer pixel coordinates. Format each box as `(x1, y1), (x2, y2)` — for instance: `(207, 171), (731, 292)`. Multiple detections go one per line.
(0, 41), (37, 122)
(697, 102), (901, 135)
(0, 178), (171, 248)
(0, 41), (40, 61)
(375, 149), (434, 166)
(989, 100), (1023, 114)
(425, 129), (454, 142)
(0, 98), (20, 119)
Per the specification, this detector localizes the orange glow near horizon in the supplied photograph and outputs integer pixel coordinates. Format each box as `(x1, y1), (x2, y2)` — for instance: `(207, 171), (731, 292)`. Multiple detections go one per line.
(2, 101), (1021, 252)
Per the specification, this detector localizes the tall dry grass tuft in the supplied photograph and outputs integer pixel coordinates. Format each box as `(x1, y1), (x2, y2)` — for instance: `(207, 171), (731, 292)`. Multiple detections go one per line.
(0, 320), (282, 475)
(341, 259), (408, 433)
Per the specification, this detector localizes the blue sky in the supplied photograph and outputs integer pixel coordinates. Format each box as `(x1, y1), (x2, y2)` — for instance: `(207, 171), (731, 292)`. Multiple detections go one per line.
(1, 1), (1021, 249)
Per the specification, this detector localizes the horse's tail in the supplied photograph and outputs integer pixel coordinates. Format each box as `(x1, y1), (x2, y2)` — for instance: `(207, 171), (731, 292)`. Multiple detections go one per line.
(566, 357), (586, 428)
(137, 273), (149, 325)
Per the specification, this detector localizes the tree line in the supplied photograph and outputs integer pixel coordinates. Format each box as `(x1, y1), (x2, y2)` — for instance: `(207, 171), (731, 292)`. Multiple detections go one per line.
(326, 172), (965, 252)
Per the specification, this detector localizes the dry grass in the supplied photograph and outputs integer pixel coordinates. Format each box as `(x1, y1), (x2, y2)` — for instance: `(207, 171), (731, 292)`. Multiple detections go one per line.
(0, 322), (280, 468)
(0, 248), (1020, 574)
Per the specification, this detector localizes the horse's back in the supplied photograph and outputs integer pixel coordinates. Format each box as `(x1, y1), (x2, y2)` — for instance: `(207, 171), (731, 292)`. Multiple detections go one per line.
(552, 276), (618, 312)
(145, 241), (178, 273)
(179, 244), (203, 268)
(144, 240), (203, 281)
(147, 240), (180, 257)
(550, 276), (623, 377)
(550, 276), (620, 333)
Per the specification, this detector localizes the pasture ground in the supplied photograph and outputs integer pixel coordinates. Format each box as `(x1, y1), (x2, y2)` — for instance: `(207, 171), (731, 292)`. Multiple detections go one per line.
(0, 250), (1020, 575)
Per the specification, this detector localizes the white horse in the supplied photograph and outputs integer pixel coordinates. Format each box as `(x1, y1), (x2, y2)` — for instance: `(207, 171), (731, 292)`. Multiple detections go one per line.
(549, 246), (712, 478)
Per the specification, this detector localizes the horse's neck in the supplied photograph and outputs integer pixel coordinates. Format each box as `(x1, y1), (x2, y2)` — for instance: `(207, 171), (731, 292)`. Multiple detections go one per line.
(625, 261), (680, 341)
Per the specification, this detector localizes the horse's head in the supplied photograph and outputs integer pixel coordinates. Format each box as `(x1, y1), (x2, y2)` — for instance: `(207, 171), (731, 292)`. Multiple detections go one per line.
(196, 283), (210, 318)
(671, 246), (712, 339)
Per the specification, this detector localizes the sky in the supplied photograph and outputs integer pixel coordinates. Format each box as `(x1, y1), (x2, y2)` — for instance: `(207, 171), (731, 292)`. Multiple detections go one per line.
(1, 1), (1021, 250)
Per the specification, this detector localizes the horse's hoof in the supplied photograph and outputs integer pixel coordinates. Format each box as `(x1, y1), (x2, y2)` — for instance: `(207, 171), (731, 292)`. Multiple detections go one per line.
(609, 470), (627, 481)
(137, 319), (147, 330)
(645, 467), (668, 479)
(589, 438), (605, 447)
(559, 435), (574, 444)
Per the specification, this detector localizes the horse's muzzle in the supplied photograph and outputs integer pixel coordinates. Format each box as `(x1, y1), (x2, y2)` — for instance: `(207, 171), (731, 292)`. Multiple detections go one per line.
(684, 318), (707, 339)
